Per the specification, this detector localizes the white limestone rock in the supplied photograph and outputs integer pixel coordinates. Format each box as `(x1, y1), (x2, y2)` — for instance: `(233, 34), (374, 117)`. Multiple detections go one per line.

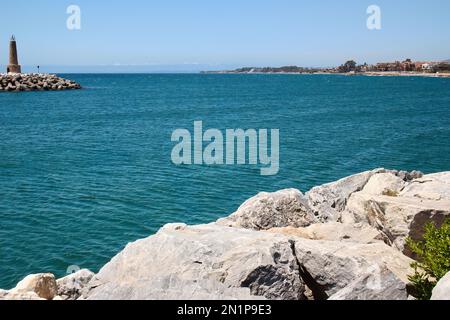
(80, 223), (413, 300)
(0, 290), (44, 300)
(362, 172), (405, 196)
(81, 223), (306, 300)
(8, 273), (57, 300)
(217, 189), (315, 230)
(57, 269), (95, 300)
(305, 169), (386, 222)
(431, 272), (450, 300)
(267, 222), (388, 244)
(400, 172), (450, 201)
(342, 172), (450, 256)
(292, 239), (413, 298)
(328, 266), (408, 300)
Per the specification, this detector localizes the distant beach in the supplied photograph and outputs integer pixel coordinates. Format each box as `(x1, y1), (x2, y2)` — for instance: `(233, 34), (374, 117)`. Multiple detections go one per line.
(360, 71), (450, 78)
(204, 71), (450, 78)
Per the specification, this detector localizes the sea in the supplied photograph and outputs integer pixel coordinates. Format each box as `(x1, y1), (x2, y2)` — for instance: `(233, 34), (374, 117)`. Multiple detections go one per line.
(1, 74), (449, 288)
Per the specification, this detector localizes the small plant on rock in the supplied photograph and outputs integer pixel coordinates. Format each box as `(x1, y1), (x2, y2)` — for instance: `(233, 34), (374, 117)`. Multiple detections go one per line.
(406, 218), (450, 300)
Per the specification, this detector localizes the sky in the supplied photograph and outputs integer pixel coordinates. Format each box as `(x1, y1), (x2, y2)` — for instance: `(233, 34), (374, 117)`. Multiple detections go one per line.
(1, 0), (449, 73)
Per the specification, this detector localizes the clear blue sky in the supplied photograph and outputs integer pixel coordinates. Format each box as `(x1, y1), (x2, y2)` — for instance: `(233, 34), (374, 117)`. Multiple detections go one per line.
(1, 0), (449, 72)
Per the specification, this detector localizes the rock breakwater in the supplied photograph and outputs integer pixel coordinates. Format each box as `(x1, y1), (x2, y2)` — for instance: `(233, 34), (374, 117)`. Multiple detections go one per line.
(0, 73), (81, 92)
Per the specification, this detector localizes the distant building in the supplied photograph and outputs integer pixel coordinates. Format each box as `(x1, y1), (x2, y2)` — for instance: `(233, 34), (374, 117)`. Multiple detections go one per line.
(333, 59), (444, 74)
(7, 35), (22, 74)
(374, 62), (399, 72)
(369, 59), (436, 73)
(421, 63), (432, 71)
(414, 61), (435, 72)
(400, 59), (415, 71)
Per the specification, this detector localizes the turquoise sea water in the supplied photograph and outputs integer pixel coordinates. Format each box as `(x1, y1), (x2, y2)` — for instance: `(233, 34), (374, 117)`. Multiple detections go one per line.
(1, 74), (450, 288)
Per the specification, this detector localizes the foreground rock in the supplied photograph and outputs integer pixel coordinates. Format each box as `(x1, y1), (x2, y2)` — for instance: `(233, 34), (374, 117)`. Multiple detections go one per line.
(217, 169), (447, 258)
(0, 270), (94, 300)
(0, 273), (57, 300)
(217, 189), (316, 230)
(306, 169), (386, 222)
(431, 272), (450, 300)
(0, 73), (81, 92)
(328, 266), (408, 300)
(291, 238), (412, 299)
(305, 169), (423, 223)
(0, 289), (43, 300)
(56, 269), (95, 300)
(268, 222), (388, 244)
(342, 171), (450, 256)
(81, 223), (304, 300)
(79, 223), (412, 300)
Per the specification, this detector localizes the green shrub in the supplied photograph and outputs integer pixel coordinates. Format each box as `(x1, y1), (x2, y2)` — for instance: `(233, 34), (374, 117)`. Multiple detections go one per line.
(406, 218), (450, 300)
(382, 189), (399, 197)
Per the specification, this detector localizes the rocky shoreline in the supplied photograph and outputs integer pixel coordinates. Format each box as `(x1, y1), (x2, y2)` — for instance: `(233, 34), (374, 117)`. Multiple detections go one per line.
(0, 73), (81, 92)
(1, 168), (449, 300)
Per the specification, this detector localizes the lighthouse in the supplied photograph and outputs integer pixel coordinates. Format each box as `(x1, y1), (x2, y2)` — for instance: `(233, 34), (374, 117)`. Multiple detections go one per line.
(7, 35), (22, 74)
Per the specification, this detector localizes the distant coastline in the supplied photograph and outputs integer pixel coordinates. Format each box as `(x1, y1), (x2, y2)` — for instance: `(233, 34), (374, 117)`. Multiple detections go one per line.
(202, 70), (450, 78)
(202, 59), (450, 78)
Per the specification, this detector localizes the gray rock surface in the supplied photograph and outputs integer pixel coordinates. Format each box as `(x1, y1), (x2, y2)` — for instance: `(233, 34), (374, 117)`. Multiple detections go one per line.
(80, 223), (413, 300)
(268, 222), (388, 244)
(362, 172), (406, 196)
(431, 272), (450, 300)
(0, 289), (44, 300)
(400, 172), (450, 201)
(81, 223), (305, 300)
(306, 169), (425, 223)
(57, 269), (95, 300)
(328, 266), (408, 300)
(305, 169), (385, 222)
(0, 273), (57, 300)
(292, 238), (413, 298)
(342, 172), (450, 256)
(217, 189), (315, 230)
